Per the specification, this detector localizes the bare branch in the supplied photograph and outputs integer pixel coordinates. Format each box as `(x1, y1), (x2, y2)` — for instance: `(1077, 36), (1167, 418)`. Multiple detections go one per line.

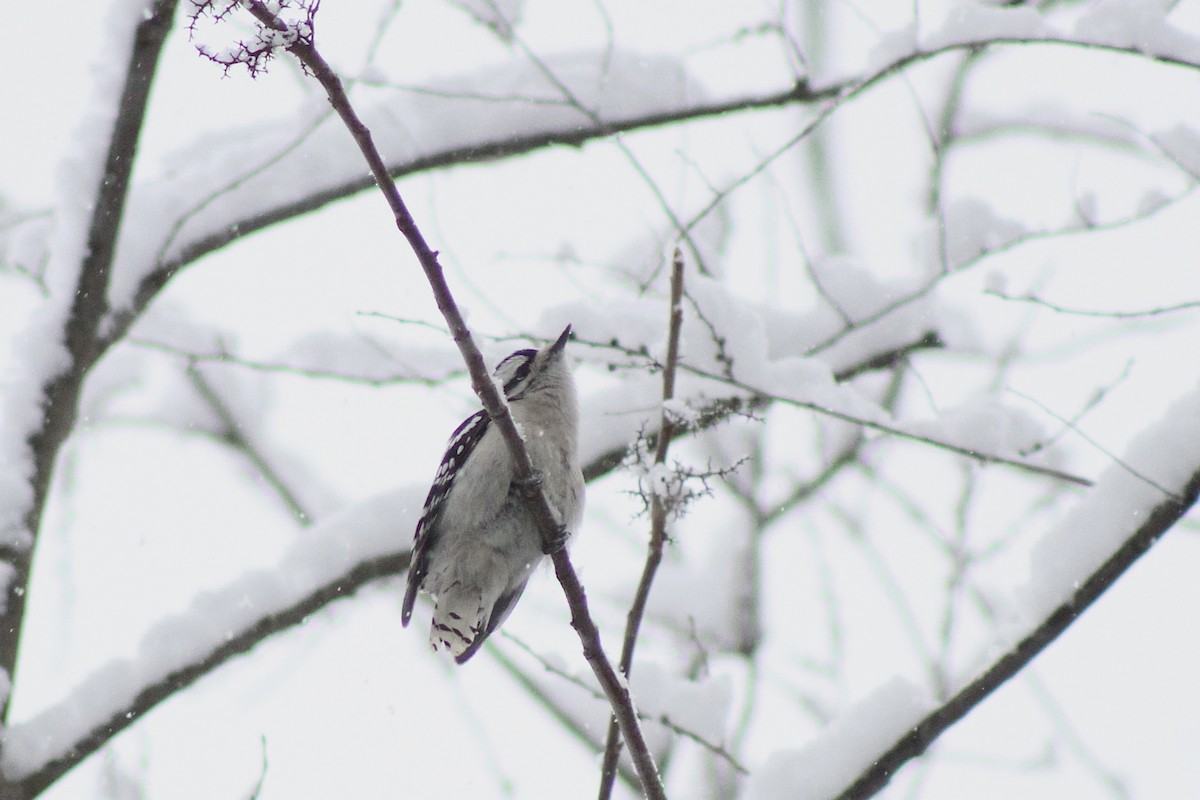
(488, 643), (641, 790)
(576, 330), (943, 484)
(806, 182), (1198, 359)
(12, 8), (1199, 795)
(213, 2), (666, 795)
(245, 736), (269, 800)
(8, 328), (943, 794)
(986, 289), (1200, 318)
(130, 336), (466, 388)
(678, 363), (1096, 488)
(506, 635), (750, 778)
(598, 250), (685, 799)
(186, 364), (315, 524)
(1010, 387), (1182, 501)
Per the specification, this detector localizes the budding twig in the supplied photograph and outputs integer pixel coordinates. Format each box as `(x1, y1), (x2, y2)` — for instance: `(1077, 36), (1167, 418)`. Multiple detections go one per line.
(598, 249), (686, 800)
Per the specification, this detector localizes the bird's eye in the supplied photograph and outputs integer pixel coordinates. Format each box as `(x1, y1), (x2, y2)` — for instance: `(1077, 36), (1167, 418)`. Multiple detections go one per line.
(495, 349), (538, 398)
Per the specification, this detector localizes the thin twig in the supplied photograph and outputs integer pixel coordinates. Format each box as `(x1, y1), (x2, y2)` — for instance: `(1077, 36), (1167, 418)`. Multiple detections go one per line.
(501, 28), (712, 277)
(99, 28), (1200, 357)
(98, 66), (820, 355)
(598, 250), (686, 799)
(1025, 363), (1133, 457)
(490, 641), (642, 790)
(187, 363), (316, 523)
(17, 12), (1195, 795)
(245, 736), (269, 800)
(762, 362), (908, 529)
(679, 363), (1095, 489)
(506, 635), (750, 777)
(986, 290), (1200, 318)
(575, 330), (944, 484)
(131, 335), (466, 388)
(234, 3), (666, 796)
(805, 182), (1198, 358)
(1009, 388), (1182, 502)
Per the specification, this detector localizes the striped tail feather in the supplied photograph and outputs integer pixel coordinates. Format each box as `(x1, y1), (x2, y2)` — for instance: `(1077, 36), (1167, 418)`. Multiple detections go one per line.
(430, 586), (486, 660)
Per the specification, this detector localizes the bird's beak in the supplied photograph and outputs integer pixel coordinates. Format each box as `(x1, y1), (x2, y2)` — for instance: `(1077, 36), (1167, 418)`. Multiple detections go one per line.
(548, 324), (572, 356)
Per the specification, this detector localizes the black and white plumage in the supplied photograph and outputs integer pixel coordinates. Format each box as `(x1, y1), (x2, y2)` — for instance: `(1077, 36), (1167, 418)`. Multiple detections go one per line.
(402, 326), (584, 663)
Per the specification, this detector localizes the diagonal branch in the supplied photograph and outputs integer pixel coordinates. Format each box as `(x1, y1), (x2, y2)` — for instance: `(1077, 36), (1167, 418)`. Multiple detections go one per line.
(677, 363), (1095, 489)
(505, 634), (750, 777)
(233, 3), (666, 796)
(576, 330), (943, 483)
(97, 78), (821, 355)
(11, 548), (411, 798)
(489, 642), (641, 789)
(835, 463), (1200, 799)
(186, 363), (316, 524)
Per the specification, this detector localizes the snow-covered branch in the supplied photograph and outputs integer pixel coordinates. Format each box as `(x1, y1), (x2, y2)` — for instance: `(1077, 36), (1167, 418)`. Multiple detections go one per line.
(47, 4), (1197, 363)
(1, 489), (416, 797)
(0, 0), (180, 735)
(828, 386), (1200, 799)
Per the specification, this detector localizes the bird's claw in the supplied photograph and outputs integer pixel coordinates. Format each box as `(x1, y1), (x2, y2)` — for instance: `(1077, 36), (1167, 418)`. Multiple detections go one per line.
(542, 524), (569, 555)
(512, 470), (545, 498)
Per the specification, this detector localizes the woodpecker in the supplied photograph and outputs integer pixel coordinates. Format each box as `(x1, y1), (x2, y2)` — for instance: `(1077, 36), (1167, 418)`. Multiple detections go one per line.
(402, 326), (584, 663)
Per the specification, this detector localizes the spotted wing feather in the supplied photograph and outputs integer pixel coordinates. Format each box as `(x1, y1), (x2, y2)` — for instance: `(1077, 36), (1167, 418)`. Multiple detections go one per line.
(402, 409), (491, 624)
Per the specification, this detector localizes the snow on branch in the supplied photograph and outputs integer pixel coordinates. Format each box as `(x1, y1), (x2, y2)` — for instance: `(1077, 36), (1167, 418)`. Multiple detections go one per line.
(1, 487), (420, 796)
(75, 0), (1200, 363)
(0, 355), (768, 797)
(101, 41), (713, 338)
(749, 382), (1200, 799)
(556, 262), (1088, 488)
(7, 1), (1200, 792)
(0, 0), (181, 737)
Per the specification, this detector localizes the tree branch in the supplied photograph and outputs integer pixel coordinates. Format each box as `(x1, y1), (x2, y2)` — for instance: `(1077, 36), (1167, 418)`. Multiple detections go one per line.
(986, 289), (1200, 318)
(598, 250), (685, 799)
(5, 323), (940, 793)
(12, 548), (411, 798)
(227, 3), (666, 796)
(7, 330), (925, 794)
(12, 9), (1195, 795)
(1, 0), (180, 728)
(96, 29), (1200, 357)
(576, 330), (943, 483)
(489, 642), (641, 789)
(507, 635), (749, 778)
(98, 74), (820, 355)
(678, 363), (1095, 488)
(186, 363), (316, 524)
(835, 464), (1200, 799)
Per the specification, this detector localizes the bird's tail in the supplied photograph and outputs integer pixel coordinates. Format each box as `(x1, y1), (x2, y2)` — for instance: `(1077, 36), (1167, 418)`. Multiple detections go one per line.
(430, 585), (487, 660)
